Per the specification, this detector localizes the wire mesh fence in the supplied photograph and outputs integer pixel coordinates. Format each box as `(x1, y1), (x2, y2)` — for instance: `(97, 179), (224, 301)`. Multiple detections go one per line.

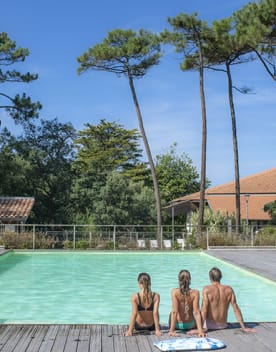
(0, 223), (275, 250)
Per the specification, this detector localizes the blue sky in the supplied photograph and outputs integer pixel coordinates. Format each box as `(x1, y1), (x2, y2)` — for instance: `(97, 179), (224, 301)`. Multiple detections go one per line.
(1, 0), (275, 186)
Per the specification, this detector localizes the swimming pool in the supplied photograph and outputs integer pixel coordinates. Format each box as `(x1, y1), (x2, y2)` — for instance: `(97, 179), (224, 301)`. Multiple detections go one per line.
(0, 251), (275, 324)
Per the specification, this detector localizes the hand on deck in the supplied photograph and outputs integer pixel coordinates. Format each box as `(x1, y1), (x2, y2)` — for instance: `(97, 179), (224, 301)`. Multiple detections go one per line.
(241, 327), (257, 333)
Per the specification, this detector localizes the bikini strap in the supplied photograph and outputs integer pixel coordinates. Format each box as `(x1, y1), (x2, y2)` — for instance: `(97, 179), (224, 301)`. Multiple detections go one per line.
(137, 292), (142, 305)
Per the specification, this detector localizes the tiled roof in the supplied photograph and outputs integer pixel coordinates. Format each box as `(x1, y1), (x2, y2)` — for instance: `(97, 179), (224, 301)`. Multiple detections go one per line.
(169, 168), (276, 221)
(0, 197), (35, 223)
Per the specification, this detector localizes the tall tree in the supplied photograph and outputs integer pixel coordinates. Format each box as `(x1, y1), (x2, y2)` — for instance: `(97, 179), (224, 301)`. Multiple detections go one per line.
(0, 32), (41, 127)
(0, 128), (29, 195)
(71, 119), (150, 223)
(234, 0), (276, 81)
(77, 29), (163, 242)
(204, 17), (253, 233)
(74, 119), (149, 182)
(162, 14), (211, 236)
(16, 118), (76, 223)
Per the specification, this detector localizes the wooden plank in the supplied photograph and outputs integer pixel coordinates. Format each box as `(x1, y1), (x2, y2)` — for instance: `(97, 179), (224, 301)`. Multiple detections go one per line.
(113, 325), (127, 352)
(0, 325), (28, 352)
(89, 324), (101, 352)
(38, 325), (60, 352)
(12, 325), (39, 352)
(0, 323), (276, 352)
(101, 324), (114, 352)
(76, 324), (91, 352)
(253, 323), (276, 351)
(63, 325), (80, 352)
(0, 325), (15, 350)
(26, 325), (49, 352)
(50, 325), (70, 352)
(135, 332), (153, 352)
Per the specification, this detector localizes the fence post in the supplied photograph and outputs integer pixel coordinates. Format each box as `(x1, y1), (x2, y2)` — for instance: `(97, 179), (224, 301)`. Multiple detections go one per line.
(73, 225), (76, 250)
(113, 225), (116, 250)
(161, 226), (163, 249)
(206, 227), (209, 250)
(32, 225), (35, 251)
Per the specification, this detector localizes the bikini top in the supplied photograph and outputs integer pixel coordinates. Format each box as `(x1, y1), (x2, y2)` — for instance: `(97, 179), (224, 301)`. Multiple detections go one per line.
(137, 292), (155, 311)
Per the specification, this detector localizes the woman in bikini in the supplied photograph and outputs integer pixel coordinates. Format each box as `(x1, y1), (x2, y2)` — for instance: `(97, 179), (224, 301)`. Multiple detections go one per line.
(168, 269), (205, 337)
(125, 272), (162, 336)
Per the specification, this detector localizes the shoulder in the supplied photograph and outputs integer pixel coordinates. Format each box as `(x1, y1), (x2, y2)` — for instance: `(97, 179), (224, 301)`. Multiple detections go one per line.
(190, 289), (200, 297)
(226, 286), (236, 299)
(202, 285), (212, 293)
(222, 284), (234, 293)
(131, 293), (138, 302)
(171, 288), (180, 296)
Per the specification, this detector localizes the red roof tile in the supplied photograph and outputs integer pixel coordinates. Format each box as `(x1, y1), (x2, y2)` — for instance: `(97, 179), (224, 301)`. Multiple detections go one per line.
(0, 197), (35, 223)
(169, 168), (276, 221)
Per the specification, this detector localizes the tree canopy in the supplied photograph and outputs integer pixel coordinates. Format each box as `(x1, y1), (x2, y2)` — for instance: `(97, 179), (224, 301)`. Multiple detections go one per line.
(0, 32), (42, 126)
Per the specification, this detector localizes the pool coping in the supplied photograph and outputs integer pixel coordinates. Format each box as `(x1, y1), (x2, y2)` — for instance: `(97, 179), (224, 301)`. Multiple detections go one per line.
(205, 248), (276, 282)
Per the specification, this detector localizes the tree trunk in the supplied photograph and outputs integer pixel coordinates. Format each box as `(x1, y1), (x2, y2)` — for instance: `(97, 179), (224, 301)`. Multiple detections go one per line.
(226, 62), (241, 234)
(198, 41), (207, 240)
(127, 74), (162, 245)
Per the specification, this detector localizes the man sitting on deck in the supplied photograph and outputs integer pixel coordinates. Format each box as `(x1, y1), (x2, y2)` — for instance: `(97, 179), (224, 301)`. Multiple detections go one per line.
(201, 267), (256, 333)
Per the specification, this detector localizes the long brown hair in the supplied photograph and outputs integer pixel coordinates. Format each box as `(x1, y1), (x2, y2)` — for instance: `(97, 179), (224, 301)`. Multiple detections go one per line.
(138, 272), (152, 306)
(178, 269), (191, 296)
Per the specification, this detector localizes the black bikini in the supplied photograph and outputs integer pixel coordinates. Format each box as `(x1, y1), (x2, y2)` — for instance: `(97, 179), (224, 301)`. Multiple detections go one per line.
(137, 292), (155, 311)
(135, 292), (156, 331)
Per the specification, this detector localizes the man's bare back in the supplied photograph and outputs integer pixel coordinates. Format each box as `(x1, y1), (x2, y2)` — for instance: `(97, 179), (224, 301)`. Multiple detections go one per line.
(201, 267), (256, 333)
(201, 282), (234, 329)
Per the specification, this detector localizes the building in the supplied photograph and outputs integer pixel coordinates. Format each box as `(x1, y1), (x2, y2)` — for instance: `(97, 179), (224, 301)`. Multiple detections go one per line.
(0, 197), (35, 232)
(166, 168), (276, 230)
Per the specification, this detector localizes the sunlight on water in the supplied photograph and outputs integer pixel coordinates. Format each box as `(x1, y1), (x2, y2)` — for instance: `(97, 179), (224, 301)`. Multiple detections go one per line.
(0, 251), (275, 324)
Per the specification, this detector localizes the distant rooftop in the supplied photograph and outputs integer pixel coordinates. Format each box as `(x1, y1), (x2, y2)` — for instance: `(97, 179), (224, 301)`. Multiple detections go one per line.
(168, 168), (276, 220)
(0, 197), (35, 223)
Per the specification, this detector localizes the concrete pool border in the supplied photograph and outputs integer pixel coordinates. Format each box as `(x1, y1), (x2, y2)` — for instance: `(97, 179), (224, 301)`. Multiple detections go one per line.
(205, 248), (276, 282)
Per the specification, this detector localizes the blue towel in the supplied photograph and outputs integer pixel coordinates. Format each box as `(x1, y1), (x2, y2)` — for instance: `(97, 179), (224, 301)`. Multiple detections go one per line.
(154, 337), (226, 351)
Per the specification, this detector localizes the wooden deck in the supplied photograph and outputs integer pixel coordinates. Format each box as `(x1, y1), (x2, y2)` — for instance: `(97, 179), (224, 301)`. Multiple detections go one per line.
(0, 323), (276, 352)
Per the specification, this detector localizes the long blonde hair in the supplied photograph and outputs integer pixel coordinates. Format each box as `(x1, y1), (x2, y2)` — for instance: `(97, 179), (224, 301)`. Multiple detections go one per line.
(138, 272), (152, 305)
(178, 269), (191, 296)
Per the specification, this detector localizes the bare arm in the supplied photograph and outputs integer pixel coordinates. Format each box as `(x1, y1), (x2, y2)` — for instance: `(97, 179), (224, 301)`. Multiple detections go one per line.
(125, 294), (138, 336)
(231, 291), (256, 333)
(192, 290), (205, 337)
(201, 287), (209, 328)
(153, 293), (162, 336)
(169, 289), (179, 337)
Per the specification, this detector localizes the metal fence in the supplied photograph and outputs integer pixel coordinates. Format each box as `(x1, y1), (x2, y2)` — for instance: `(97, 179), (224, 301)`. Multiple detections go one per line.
(0, 223), (275, 250)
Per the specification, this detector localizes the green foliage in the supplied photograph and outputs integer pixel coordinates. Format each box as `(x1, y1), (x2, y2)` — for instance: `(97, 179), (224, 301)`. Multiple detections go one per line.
(190, 208), (235, 233)
(74, 119), (148, 181)
(77, 29), (161, 78)
(264, 201), (276, 224)
(93, 172), (155, 225)
(63, 240), (73, 249)
(0, 118), (76, 223)
(162, 13), (212, 71)
(155, 143), (201, 204)
(0, 32), (42, 125)
(254, 226), (276, 245)
(0, 232), (55, 249)
(75, 240), (90, 249)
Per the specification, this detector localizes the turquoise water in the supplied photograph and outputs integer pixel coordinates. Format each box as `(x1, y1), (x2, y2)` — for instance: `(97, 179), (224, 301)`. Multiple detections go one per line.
(0, 251), (275, 324)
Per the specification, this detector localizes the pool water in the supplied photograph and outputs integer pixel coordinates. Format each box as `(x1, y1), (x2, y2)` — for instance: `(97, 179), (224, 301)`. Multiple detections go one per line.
(0, 251), (275, 324)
